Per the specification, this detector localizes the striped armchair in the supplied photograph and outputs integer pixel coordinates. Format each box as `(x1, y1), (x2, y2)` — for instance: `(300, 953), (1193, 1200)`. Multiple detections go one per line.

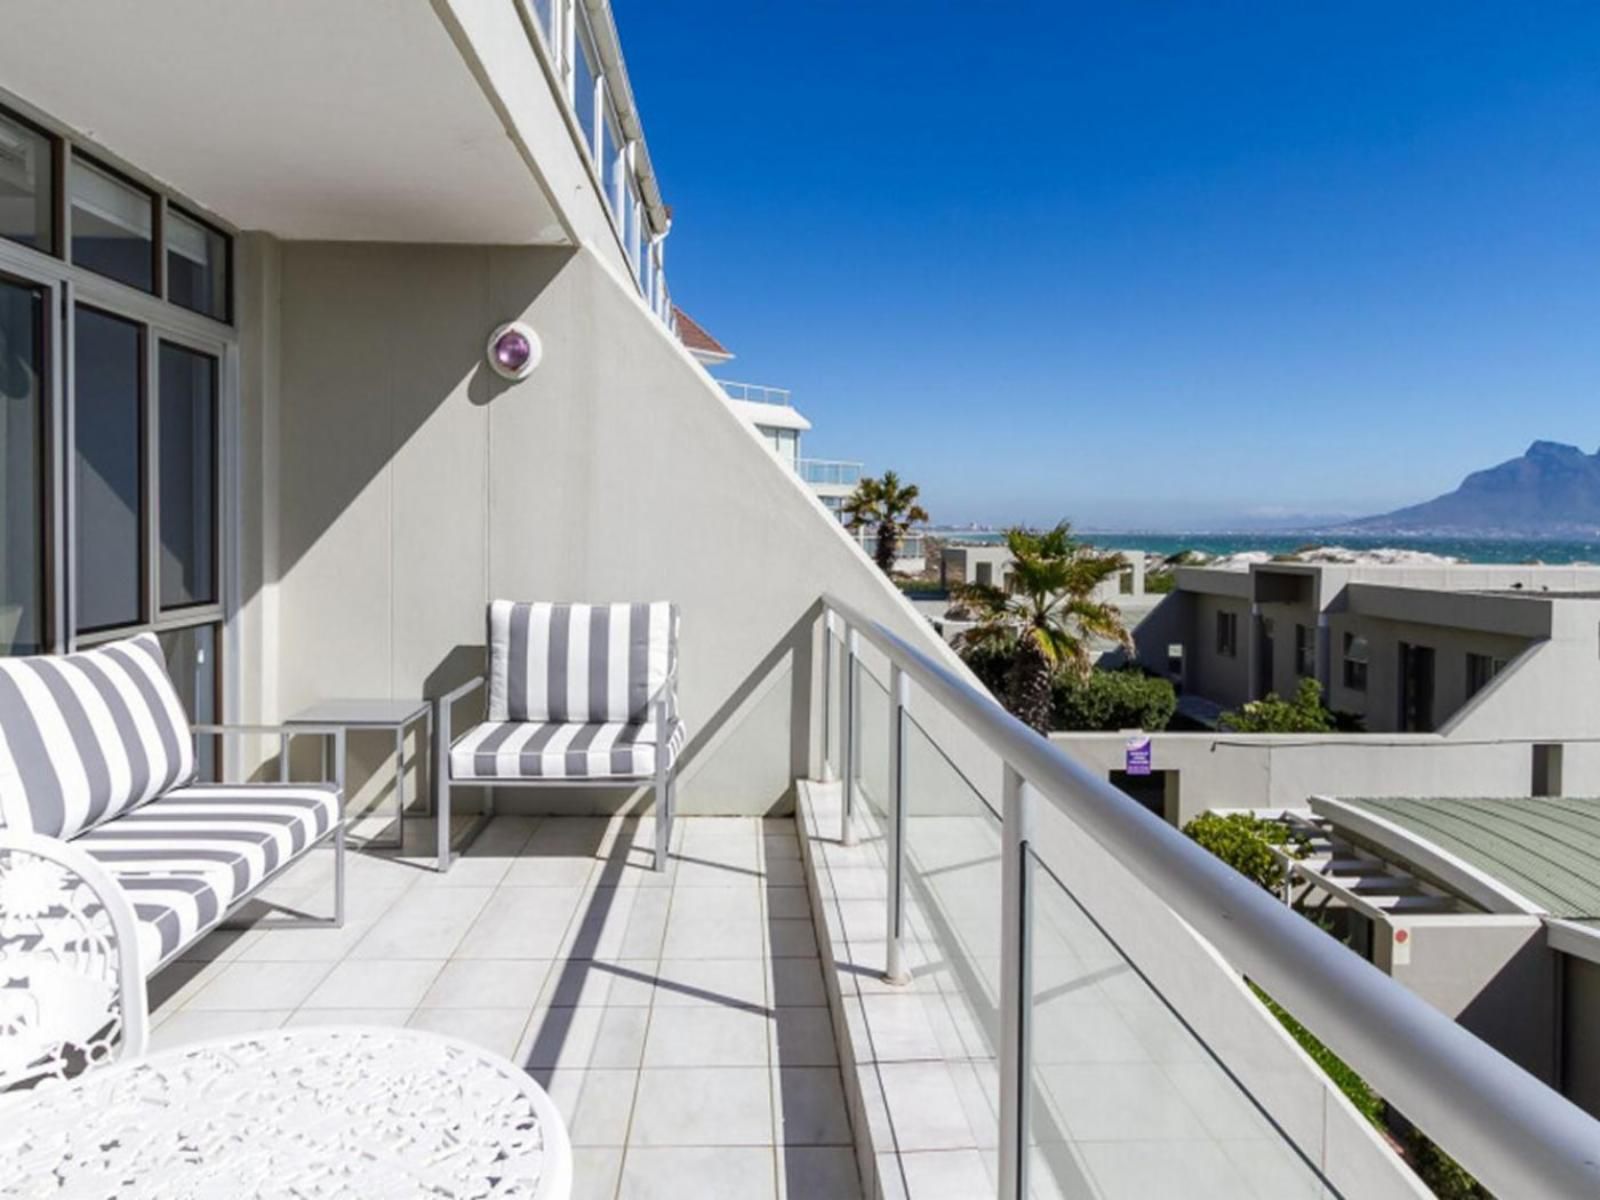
(433, 602), (684, 872)
(0, 635), (346, 975)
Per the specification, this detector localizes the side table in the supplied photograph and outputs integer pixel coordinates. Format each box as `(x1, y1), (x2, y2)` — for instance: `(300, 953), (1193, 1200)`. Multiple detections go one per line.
(284, 698), (432, 850)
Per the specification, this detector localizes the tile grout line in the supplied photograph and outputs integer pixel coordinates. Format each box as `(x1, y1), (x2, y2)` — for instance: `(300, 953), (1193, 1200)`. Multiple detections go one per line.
(609, 814), (680, 1199)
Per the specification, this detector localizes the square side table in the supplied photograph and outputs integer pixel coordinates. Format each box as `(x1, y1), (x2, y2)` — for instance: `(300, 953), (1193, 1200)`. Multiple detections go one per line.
(284, 699), (433, 850)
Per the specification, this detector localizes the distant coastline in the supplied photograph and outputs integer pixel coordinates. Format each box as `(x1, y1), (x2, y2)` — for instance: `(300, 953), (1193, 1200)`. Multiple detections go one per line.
(926, 528), (1600, 566)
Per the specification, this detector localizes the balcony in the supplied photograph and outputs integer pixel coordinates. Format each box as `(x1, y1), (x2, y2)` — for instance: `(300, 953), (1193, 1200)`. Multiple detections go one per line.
(720, 381), (794, 407)
(18, 593), (1600, 1200)
(798, 459), (864, 488)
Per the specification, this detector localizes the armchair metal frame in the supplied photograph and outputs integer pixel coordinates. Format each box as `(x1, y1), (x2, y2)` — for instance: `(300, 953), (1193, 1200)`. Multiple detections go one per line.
(432, 666), (679, 873)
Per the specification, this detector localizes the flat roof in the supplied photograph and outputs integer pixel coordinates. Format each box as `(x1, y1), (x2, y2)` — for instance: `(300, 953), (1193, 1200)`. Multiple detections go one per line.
(1313, 796), (1600, 918)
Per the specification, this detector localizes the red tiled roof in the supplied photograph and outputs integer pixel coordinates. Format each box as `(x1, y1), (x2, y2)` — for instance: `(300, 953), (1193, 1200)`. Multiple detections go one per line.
(672, 306), (731, 357)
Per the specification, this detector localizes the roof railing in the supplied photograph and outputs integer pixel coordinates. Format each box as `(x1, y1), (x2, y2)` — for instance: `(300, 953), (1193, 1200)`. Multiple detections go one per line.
(819, 591), (1600, 1200)
(719, 381), (793, 406)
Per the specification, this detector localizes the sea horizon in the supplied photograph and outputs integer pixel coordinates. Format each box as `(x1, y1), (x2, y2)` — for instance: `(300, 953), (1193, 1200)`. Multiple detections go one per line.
(926, 527), (1600, 565)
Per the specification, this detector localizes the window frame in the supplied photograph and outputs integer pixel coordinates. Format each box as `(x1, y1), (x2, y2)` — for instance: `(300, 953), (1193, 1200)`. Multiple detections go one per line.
(71, 301), (150, 636)
(1294, 623), (1316, 679)
(0, 267), (57, 653)
(67, 150), (162, 297)
(0, 101), (62, 257)
(164, 203), (234, 325)
(155, 338), (222, 615)
(1465, 651), (1507, 700)
(1215, 610), (1238, 658)
(1342, 632), (1369, 692)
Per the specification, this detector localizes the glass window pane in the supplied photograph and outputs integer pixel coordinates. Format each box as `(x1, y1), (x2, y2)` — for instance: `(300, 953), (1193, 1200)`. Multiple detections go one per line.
(160, 623), (216, 780)
(0, 110), (55, 253)
(166, 209), (228, 321)
(531, 0), (553, 44)
(69, 157), (154, 292)
(0, 277), (46, 654)
(159, 343), (216, 609)
(573, 18), (598, 159)
(74, 306), (144, 632)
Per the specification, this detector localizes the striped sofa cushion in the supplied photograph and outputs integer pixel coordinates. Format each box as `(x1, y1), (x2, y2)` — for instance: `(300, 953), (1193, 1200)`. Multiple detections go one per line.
(450, 717), (687, 781)
(488, 601), (677, 725)
(75, 782), (339, 973)
(0, 634), (196, 840)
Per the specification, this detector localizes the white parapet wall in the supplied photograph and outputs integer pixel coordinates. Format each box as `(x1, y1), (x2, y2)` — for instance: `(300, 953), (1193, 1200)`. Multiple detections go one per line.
(1047, 730), (1577, 827)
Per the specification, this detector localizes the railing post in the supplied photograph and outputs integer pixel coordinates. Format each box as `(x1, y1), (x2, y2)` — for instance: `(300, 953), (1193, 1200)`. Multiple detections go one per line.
(885, 663), (911, 985)
(842, 626), (860, 847)
(998, 765), (1034, 1200)
(821, 609), (836, 783)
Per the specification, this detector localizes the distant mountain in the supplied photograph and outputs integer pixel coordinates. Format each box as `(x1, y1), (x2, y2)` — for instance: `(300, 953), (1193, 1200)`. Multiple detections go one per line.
(1351, 441), (1600, 536)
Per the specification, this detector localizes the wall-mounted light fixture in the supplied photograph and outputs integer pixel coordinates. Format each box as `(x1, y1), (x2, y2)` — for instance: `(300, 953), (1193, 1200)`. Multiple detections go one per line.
(486, 322), (541, 381)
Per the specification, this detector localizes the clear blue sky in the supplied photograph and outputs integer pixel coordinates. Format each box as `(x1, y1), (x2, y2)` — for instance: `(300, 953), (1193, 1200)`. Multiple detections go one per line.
(614, 2), (1600, 529)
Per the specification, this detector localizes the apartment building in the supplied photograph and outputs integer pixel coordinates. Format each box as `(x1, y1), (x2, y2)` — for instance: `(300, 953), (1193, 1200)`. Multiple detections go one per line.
(1137, 561), (1600, 737)
(675, 315), (924, 572)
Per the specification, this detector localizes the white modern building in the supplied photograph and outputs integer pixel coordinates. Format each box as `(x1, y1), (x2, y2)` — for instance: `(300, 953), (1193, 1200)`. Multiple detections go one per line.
(1, 4), (1595, 1199)
(674, 313), (924, 573)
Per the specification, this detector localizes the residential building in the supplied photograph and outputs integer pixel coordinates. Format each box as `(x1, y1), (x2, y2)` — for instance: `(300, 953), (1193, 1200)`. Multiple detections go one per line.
(1135, 561), (1600, 735)
(1, 5), (1595, 1199)
(674, 316), (922, 572)
(1283, 795), (1600, 1121)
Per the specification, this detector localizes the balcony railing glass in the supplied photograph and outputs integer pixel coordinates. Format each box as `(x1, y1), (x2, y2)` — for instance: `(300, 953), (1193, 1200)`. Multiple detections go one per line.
(720, 380), (792, 406)
(525, 0), (671, 329)
(856, 532), (925, 561)
(820, 596), (1600, 1200)
(798, 459), (863, 487)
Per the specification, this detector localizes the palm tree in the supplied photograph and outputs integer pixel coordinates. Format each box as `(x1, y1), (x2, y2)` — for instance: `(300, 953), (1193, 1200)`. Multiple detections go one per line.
(843, 470), (929, 575)
(958, 522), (1132, 733)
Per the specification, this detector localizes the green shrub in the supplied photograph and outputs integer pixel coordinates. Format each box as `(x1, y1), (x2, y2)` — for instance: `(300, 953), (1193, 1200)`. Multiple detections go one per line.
(1144, 571), (1177, 594)
(1181, 811), (1307, 891)
(1407, 1132), (1490, 1199)
(958, 640), (1015, 698)
(1051, 669), (1176, 732)
(1220, 677), (1336, 733)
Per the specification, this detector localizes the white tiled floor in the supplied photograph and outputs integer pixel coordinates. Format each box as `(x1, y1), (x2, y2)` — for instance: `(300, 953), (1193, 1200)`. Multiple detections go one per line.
(149, 813), (863, 1200)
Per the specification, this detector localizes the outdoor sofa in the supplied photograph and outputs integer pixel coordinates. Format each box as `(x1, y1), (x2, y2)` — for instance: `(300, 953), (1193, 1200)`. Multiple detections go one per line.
(0, 633), (345, 977)
(433, 601), (683, 871)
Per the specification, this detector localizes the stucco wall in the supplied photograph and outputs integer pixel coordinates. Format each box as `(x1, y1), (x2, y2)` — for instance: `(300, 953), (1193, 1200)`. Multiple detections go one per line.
(1326, 612), (1535, 731)
(1376, 915), (1555, 1084)
(243, 237), (974, 816)
(1049, 731), (1568, 827)
(1188, 593), (1250, 708)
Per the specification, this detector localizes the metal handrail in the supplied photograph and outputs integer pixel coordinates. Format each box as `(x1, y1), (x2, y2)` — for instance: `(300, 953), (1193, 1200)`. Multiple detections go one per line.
(820, 592), (1600, 1200)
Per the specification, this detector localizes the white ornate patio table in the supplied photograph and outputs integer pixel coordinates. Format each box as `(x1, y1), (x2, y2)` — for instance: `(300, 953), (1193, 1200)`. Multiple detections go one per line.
(0, 1026), (572, 1200)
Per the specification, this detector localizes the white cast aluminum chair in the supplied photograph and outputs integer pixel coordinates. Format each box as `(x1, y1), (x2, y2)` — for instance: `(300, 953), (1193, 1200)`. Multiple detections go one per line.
(0, 831), (147, 1095)
(434, 602), (684, 871)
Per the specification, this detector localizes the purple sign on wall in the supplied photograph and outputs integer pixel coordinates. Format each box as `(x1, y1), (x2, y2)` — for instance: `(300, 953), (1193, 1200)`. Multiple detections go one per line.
(1125, 734), (1153, 777)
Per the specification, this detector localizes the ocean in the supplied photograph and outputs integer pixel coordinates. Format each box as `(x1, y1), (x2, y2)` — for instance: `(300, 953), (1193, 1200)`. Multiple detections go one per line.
(928, 530), (1600, 565)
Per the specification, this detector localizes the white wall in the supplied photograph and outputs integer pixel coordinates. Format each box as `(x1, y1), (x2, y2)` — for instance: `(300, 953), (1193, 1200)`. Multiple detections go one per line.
(241, 237), (971, 815)
(1049, 730), (1569, 826)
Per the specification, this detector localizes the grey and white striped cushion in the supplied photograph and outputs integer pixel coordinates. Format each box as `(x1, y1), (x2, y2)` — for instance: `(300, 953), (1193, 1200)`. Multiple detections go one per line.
(488, 601), (677, 724)
(75, 783), (339, 973)
(450, 718), (686, 781)
(0, 633), (196, 840)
